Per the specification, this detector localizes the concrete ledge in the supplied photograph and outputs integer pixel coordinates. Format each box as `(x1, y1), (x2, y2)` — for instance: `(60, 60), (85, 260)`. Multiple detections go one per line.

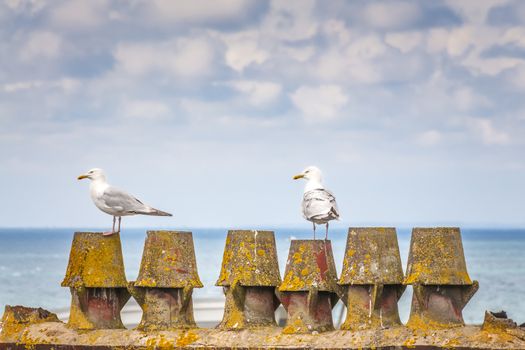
(1, 322), (525, 349)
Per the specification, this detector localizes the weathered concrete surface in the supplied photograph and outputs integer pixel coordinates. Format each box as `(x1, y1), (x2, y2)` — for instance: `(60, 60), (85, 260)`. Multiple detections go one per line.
(339, 228), (404, 285)
(215, 230), (281, 330)
(279, 240), (341, 334)
(404, 228), (472, 285)
(0, 306), (59, 342)
(62, 232), (127, 289)
(129, 231), (202, 331)
(216, 230), (281, 287)
(338, 228), (405, 331)
(280, 240), (340, 293)
(407, 283), (479, 328)
(341, 284), (405, 331)
(404, 228), (478, 329)
(61, 232), (130, 330)
(2, 321), (525, 349)
(128, 285), (197, 331)
(135, 231), (202, 288)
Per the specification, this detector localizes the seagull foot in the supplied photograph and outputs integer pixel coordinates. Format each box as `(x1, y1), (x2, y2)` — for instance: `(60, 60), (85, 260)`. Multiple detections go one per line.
(102, 231), (117, 236)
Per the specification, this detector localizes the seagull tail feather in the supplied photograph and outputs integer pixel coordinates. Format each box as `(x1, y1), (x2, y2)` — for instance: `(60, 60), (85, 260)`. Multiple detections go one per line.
(142, 207), (173, 216)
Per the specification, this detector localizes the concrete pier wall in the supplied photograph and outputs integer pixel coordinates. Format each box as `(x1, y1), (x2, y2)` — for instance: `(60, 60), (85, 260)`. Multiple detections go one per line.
(1, 228), (524, 349)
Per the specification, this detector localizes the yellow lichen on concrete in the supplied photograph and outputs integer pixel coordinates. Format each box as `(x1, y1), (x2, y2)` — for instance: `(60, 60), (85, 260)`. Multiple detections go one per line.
(339, 228), (403, 285)
(135, 231), (203, 289)
(282, 318), (307, 334)
(406, 313), (463, 331)
(0, 306), (60, 343)
(218, 293), (246, 330)
(404, 227), (473, 285)
(145, 334), (175, 350)
(175, 330), (199, 347)
(279, 240), (340, 293)
(3, 321), (525, 349)
(61, 232), (127, 288)
(66, 289), (97, 330)
(216, 230), (281, 287)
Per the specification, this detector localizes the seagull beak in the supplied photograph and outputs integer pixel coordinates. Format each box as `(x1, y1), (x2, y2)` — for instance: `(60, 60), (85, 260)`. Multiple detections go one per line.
(77, 174), (88, 180)
(293, 174), (304, 180)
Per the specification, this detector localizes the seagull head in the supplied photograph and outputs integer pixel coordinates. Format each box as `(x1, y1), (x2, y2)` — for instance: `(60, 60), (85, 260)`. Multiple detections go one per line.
(77, 168), (106, 181)
(293, 166), (322, 182)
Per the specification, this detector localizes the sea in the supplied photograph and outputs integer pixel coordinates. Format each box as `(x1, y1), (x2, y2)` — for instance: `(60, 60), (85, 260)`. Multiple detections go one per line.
(0, 227), (524, 325)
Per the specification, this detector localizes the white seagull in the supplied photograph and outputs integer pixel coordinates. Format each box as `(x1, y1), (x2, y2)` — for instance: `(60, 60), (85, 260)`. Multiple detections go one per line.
(77, 168), (172, 235)
(293, 166), (340, 240)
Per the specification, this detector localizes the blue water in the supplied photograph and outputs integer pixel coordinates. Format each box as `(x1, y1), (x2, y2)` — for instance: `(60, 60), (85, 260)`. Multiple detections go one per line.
(0, 228), (524, 324)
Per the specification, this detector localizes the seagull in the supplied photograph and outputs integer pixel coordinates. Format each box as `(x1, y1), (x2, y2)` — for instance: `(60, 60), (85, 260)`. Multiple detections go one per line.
(293, 166), (340, 240)
(77, 168), (172, 235)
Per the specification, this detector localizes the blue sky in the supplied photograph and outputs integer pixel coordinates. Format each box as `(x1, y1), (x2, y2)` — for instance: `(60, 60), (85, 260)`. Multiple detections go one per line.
(1, 0), (524, 228)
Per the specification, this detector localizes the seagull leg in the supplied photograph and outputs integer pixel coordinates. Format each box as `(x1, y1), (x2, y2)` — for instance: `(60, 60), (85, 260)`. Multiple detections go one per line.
(117, 216), (121, 232)
(103, 217), (116, 236)
(313, 222), (316, 240)
(325, 222), (329, 240)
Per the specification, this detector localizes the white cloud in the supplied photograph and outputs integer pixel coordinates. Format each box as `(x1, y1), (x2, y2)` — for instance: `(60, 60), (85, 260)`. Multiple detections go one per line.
(5, 0), (46, 15)
(316, 35), (388, 83)
(507, 64), (525, 89)
(3, 80), (43, 92)
(114, 37), (215, 78)
(426, 28), (449, 54)
(178, 98), (283, 128)
(49, 0), (108, 29)
(415, 130), (442, 146)
(425, 25), (524, 76)
(346, 35), (387, 60)
(19, 31), (62, 61)
(281, 46), (316, 63)
(444, 0), (511, 23)
(468, 118), (510, 145)
(453, 87), (491, 112)
(3, 78), (79, 93)
(220, 31), (269, 72)
(261, 0), (318, 41)
(463, 55), (523, 76)
(447, 26), (476, 57)
(290, 85), (348, 123)
(385, 31), (423, 53)
(322, 20), (353, 46)
(142, 0), (251, 23)
(501, 27), (525, 47)
(121, 99), (171, 120)
(226, 80), (282, 106)
(362, 1), (421, 29)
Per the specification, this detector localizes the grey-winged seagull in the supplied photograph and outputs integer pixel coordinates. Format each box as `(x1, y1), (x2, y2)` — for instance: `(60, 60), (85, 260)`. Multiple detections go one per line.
(77, 168), (172, 235)
(293, 166), (340, 240)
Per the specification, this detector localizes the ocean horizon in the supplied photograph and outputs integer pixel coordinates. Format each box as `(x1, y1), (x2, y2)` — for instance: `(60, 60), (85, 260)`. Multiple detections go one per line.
(0, 227), (524, 325)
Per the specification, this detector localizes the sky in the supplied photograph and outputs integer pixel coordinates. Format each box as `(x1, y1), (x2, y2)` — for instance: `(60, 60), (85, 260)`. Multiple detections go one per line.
(1, 0), (524, 229)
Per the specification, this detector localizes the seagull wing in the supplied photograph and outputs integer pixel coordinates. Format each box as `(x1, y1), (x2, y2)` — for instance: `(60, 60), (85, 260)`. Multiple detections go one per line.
(302, 188), (340, 222)
(101, 186), (150, 215)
